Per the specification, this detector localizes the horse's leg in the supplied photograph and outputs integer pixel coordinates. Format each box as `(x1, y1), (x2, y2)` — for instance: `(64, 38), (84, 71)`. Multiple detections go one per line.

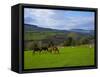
(57, 50), (59, 54)
(39, 48), (42, 54)
(50, 50), (52, 53)
(44, 50), (46, 54)
(50, 49), (52, 53)
(33, 50), (35, 54)
(56, 48), (59, 54)
(40, 49), (42, 54)
(53, 48), (56, 54)
(46, 48), (49, 53)
(48, 48), (51, 53)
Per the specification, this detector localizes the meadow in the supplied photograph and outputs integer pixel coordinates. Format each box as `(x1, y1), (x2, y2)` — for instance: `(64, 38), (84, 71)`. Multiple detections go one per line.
(24, 45), (94, 69)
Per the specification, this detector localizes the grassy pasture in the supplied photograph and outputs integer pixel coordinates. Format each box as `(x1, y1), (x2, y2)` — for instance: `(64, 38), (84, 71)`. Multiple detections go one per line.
(24, 45), (94, 69)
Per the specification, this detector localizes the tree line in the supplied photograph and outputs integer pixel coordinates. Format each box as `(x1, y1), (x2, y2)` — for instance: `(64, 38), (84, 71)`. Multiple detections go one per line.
(24, 37), (94, 51)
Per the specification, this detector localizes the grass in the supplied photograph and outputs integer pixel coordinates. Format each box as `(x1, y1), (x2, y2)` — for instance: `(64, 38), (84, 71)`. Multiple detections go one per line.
(24, 45), (94, 69)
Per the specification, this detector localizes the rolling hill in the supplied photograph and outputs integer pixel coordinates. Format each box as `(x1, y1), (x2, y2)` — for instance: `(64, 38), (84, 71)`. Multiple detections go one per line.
(24, 24), (94, 41)
(24, 24), (94, 34)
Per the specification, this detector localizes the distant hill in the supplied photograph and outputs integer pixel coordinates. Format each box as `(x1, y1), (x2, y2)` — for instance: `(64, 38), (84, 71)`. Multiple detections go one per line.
(24, 24), (68, 33)
(24, 24), (94, 34)
(24, 24), (94, 41)
(69, 29), (94, 34)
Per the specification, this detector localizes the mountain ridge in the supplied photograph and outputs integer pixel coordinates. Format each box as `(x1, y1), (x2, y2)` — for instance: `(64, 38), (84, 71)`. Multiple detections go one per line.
(24, 24), (94, 34)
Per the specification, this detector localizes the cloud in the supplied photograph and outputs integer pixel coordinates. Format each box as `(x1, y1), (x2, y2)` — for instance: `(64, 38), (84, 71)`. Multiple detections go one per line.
(24, 8), (94, 30)
(24, 8), (56, 28)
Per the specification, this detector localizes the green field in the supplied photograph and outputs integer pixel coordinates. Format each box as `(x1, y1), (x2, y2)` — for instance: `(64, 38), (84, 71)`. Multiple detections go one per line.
(24, 45), (94, 69)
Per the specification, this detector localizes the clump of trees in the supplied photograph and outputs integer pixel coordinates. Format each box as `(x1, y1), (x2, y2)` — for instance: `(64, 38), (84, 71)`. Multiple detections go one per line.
(24, 32), (94, 51)
(62, 33), (94, 47)
(63, 37), (76, 46)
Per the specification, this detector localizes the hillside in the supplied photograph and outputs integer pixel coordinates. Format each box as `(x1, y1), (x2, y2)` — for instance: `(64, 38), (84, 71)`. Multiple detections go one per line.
(24, 24), (94, 41)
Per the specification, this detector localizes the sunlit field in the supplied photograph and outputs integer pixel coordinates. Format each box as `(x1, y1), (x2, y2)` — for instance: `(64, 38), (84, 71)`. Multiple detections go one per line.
(24, 45), (94, 69)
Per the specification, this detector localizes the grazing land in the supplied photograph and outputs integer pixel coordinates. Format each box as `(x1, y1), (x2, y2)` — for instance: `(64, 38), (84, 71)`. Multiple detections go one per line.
(24, 45), (94, 69)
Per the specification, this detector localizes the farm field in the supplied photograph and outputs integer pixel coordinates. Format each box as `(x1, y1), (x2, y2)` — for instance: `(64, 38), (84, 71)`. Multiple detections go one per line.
(24, 45), (94, 69)
(24, 46), (94, 69)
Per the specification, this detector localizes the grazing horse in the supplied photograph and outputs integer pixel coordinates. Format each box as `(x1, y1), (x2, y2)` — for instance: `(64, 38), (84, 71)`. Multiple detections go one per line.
(33, 46), (48, 54)
(32, 47), (41, 54)
(32, 46), (59, 54)
(40, 46), (48, 53)
(48, 46), (59, 54)
(52, 46), (59, 54)
(48, 47), (53, 53)
(41, 47), (48, 51)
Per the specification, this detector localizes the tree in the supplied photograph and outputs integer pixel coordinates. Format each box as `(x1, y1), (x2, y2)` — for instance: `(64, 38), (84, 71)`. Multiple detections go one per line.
(63, 37), (75, 46)
(79, 37), (90, 45)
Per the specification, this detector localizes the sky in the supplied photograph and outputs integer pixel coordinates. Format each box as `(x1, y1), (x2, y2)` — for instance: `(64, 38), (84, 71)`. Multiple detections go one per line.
(24, 8), (95, 30)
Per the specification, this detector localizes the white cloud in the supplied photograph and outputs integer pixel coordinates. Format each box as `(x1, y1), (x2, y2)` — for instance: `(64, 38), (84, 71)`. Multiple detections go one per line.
(24, 8), (94, 30)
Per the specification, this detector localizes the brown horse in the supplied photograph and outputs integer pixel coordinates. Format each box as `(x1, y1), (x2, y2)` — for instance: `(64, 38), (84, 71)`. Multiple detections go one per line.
(52, 46), (59, 54)
(48, 46), (59, 54)
(48, 47), (52, 53)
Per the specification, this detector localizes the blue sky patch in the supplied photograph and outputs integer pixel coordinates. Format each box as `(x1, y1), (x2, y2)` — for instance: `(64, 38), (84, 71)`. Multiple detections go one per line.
(24, 8), (94, 30)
